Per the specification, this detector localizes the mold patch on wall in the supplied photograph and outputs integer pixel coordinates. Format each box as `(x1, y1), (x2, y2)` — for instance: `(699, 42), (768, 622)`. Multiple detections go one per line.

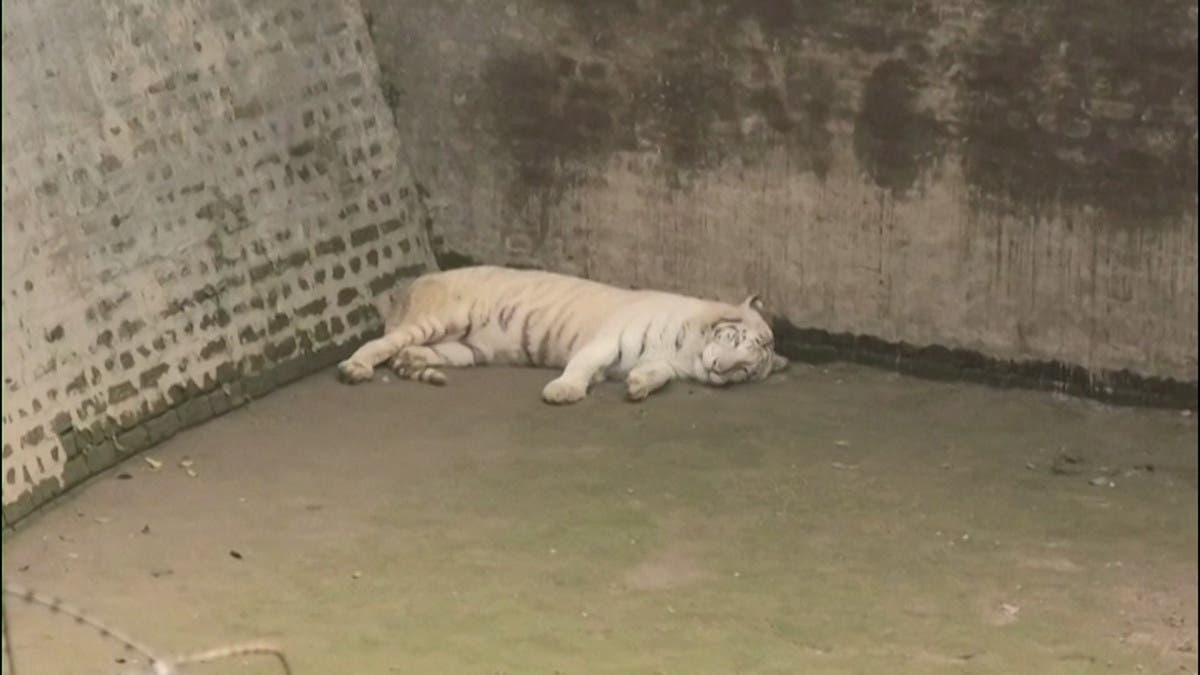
(959, 0), (1198, 223)
(854, 56), (946, 192)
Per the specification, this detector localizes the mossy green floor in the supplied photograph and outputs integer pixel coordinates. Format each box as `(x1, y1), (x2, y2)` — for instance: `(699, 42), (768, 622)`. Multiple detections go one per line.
(3, 364), (1196, 674)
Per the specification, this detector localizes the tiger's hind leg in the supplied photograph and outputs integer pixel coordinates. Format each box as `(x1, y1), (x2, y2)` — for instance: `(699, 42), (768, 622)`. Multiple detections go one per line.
(390, 342), (480, 386)
(337, 317), (455, 384)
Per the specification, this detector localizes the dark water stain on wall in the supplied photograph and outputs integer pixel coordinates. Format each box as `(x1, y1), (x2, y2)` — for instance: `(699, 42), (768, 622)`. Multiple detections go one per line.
(476, 0), (855, 206)
(475, 50), (628, 223)
(631, 56), (737, 170)
(467, 0), (1194, 226)
(854, 57), (945, 192)
(960, 0), (1198, 223)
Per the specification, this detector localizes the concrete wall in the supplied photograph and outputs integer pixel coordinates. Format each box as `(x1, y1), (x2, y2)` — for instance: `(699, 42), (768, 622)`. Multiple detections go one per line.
(1, 0), (436, 523)
(364, 0), (1198, 401)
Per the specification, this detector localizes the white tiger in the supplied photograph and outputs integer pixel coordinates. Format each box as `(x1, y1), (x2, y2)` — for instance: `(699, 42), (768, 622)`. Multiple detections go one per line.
(337, 266), (788, 404)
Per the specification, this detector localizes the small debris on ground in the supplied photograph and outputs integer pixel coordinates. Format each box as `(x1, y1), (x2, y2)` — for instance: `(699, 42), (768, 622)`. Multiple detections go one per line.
(1121, 463), (1155, 477)
(141, 524), (151, 535)
(185, 468), (198, 478)
(150, 569), (174, 578)
(1051, 453), (1085, 475)
(179, 457), (194, 468)
(831, 462), (858, 470)
(229, 550), (244, 560)
(143, 457), (163, 471)
(834, 440), (850, 447)
(93, 516), (111, 524)
(351, 571), (362, 579)
(117, 472), (133, 480)
(1089, 476), (1115, 487)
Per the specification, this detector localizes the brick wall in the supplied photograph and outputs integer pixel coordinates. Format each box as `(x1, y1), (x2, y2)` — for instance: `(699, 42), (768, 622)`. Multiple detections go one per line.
(364, 0), (1198, 403)
(1, 0), (435, 524)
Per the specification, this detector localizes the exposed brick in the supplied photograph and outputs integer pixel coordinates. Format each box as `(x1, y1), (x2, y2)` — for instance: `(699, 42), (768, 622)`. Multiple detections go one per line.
(83, 439), (118, 475)
(337, 287), (360, 306)
(139, 363), (170, 388)
(115, 426), (151, 454)
(199, 337), (228, 359)
(350, 224), (380, 247)
(296, 298), (327, 317)
(144, 410), (181, 444)
(61, 454), (90, 489)
(268, 312), (291, 334)
(315, 236), (347, 255)
(265, 337), (298, 361)
(107, 382), (138, 405)
(178, 396), (214, 429)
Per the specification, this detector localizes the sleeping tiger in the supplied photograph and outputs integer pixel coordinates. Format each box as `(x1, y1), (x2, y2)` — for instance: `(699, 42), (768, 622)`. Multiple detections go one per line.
(337, 266), (788, 404)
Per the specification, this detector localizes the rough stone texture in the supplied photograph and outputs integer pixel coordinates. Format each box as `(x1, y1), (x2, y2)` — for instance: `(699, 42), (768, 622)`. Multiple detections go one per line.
(364, 0), (1198, 393)
(1, 0), (435, 520)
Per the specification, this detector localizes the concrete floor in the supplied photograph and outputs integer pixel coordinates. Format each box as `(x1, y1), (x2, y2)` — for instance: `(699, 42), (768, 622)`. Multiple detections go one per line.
(2, 363), (1196, 674)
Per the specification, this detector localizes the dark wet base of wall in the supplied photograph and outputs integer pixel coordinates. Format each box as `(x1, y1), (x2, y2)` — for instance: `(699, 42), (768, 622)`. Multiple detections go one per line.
(1, 332), (378, 538)
(774, 321), (1198, 411)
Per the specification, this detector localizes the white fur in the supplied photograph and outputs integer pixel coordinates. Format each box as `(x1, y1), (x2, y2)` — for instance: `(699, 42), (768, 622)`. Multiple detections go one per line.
(338, 266), (788, 404)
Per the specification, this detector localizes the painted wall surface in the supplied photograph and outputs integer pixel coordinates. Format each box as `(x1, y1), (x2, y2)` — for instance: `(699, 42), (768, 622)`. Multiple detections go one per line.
(1, 0), (436, 520)
(365, 0), (1198, 387)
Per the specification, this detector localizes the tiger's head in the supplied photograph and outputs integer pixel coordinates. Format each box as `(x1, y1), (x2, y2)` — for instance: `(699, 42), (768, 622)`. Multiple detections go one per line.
(699, 295), (789, 386)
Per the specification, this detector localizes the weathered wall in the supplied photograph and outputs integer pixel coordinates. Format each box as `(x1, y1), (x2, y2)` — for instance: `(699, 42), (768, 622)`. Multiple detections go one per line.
(365, 0), (1198, 399)
(1, 0), (436, 523)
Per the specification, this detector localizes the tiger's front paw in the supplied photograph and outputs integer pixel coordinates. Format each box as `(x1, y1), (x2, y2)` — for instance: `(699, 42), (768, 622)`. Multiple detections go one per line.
(626, 377), (655, 402)
(541, 378), (587, 405)
(625, 363), (673, 402)
(337, 358), (373, 384)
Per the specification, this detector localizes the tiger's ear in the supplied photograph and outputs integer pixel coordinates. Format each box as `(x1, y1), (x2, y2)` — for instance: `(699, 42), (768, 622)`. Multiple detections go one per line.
(741, 294), (765, 314)
(771, 353), (789, 373)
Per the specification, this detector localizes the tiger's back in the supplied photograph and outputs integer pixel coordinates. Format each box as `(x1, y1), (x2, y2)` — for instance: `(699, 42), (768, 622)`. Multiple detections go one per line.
(394, 266), (709, 371)
(408, 266), (634, 368)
